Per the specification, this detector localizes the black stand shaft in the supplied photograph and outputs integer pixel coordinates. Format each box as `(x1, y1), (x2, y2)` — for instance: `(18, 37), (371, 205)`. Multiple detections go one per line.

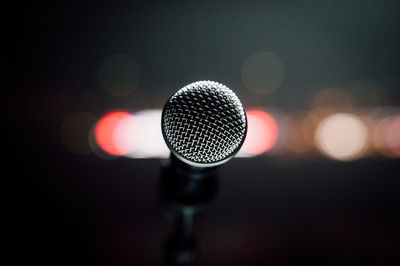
(159, 155), (219, 266)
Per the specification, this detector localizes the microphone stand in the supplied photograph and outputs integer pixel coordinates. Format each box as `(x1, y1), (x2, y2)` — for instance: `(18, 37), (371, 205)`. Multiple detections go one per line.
(159, 154), (219, 266)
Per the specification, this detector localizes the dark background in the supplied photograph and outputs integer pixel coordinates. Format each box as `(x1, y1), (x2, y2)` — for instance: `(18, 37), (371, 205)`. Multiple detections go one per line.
(5, 0), (400, 265)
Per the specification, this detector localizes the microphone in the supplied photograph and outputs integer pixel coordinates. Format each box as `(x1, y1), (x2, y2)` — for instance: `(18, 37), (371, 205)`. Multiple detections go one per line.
(161, 80), (247, 168)
(160, 80), (245, 264)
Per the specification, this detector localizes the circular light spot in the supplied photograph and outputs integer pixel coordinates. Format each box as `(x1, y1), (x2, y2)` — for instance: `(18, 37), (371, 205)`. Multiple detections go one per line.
(302, 107), (336, 147)
(94, 111), (134, 156)
(113, 114), (137, 156)
(88, 126), (117, 160)
(387, 116), (400, 156)
(238, 110), (279, 157)
(315, 113), (369, 161)
(60, 112), (97, 155)
(125, 110), (169, 158)
(282, 112), (311, 154)
(374, 115), (400, 157)
(372, 117), (393, 157)
(241, 52), (284, 95)
(98, 54), (141, 96)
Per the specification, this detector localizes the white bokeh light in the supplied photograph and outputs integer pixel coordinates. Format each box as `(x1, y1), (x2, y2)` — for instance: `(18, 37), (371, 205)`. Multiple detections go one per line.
(125, 110), (169, 158)
(241, 51), (285, 95)
(315, 113), (369, 161)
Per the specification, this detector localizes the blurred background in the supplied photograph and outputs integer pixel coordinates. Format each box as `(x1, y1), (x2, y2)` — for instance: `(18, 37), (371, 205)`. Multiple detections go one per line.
(5, 0), (400, 265)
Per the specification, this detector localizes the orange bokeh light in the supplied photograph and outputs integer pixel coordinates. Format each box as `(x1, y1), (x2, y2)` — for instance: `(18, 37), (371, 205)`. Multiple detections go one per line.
(374, 115), (400, 157)
(240, 109), (279, 156)
(387, 116), (400, 156)
(94, 111), (135, 156)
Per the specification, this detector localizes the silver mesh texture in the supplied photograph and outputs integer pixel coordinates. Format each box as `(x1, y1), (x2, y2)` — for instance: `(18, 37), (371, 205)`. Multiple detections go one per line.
(162, 81), (247, 166)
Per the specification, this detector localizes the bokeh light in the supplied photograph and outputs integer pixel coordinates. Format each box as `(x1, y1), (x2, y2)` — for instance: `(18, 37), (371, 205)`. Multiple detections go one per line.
(113, 114), (137, 156)
(315, 113), (369, 161)
(302, 107), (336, 147)
(60, 112), (97, 155)
(281, 112), (312, 154)
(241, 51), (284, 95)
(238, 109), (279, 157)
(98, 54), (141, 96)
(386, 116), (400, 156)
(88, 126), (117, 160)
(125, 110), (169, 158)
(373, 115), (400, 158)
(94, 111), (135, 156)
(372, 116), (392, 157)
(89, 108), (398, 160)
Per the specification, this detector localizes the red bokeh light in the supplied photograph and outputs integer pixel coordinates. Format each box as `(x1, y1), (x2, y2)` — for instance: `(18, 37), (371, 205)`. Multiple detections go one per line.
(241, 110), (279, 156)
(94, 111), (134, 156)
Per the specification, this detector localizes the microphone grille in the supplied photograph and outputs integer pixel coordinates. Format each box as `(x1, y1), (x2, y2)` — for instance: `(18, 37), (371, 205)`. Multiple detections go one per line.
(162, 81), (247, 167)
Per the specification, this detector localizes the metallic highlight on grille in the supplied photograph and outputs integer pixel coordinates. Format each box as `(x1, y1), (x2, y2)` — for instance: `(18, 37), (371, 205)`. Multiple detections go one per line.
(162, 80), (247, 167)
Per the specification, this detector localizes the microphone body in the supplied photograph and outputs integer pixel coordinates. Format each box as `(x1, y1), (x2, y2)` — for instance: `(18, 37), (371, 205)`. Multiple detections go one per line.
(161, 80), (247, 168)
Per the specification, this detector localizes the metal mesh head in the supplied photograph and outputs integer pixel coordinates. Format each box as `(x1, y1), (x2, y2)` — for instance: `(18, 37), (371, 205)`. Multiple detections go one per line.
(162, 81), (247, 167)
